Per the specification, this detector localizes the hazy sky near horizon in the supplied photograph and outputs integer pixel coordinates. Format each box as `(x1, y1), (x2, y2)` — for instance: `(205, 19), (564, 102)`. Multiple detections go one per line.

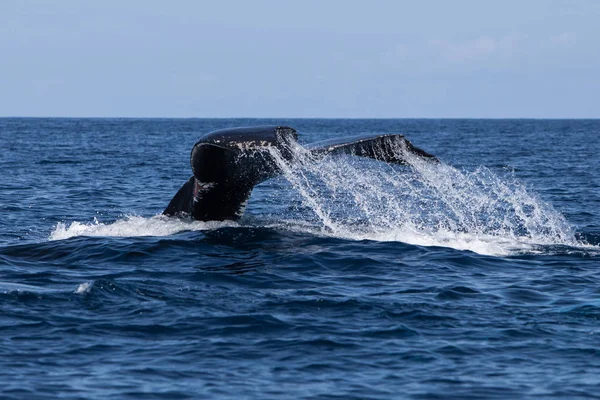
(1, 0), (599, 118)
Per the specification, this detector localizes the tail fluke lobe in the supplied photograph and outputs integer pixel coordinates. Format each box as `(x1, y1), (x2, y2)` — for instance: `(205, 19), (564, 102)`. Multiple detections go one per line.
(164, 126), (298, 221)
(191, 126), (297, 185)
(306, 133), (438, 165)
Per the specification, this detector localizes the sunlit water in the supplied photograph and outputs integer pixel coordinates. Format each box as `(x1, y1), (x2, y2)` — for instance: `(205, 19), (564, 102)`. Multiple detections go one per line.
(1, 118), (600, 399)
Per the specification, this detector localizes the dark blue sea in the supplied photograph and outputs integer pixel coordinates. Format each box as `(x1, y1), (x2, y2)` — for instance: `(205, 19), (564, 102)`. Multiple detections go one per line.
(1, 118), (599, 399)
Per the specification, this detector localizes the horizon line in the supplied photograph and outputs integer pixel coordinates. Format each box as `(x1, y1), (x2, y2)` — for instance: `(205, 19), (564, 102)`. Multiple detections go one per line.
(1, 116), (599, 120)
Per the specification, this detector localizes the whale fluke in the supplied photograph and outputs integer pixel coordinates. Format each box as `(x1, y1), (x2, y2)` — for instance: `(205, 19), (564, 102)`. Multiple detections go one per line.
(163, 126), (436, 221)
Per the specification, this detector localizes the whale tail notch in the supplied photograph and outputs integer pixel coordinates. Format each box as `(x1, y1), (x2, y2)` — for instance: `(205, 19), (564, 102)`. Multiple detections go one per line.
(163, 126), (436, 221)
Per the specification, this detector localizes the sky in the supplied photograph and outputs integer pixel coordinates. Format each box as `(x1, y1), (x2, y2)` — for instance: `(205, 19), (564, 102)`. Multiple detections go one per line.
(1, 0), (599, 118)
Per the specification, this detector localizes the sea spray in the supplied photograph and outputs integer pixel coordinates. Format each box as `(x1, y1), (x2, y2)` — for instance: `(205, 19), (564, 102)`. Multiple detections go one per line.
(266, 137), (578, 255)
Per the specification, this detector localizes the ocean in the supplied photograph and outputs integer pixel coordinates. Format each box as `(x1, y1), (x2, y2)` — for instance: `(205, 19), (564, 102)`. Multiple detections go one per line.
(1, 118), (599, 399)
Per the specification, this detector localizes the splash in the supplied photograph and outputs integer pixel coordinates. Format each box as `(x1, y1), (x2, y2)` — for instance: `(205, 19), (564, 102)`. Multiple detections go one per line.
(267, 138), (580, 256)
(49, 137), (591, 256)
(49, 215), (237, 241)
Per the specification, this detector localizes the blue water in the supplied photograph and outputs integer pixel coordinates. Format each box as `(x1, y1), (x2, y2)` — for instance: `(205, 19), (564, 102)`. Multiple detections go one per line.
(1, 118), (599, 399)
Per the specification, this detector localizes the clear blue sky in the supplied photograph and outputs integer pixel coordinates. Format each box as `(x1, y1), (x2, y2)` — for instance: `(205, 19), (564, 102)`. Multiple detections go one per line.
(1, 0), (599, 118)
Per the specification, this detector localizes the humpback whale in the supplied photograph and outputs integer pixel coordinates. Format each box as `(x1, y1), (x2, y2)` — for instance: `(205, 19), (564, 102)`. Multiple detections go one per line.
(164, 126), (436, 221)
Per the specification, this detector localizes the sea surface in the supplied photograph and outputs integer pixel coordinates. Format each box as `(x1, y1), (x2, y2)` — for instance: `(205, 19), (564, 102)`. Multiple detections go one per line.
(1, 118), (599, 399)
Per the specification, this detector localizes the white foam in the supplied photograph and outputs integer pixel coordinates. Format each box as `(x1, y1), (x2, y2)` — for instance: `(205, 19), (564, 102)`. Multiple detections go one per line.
(49, 215), (238, 241)
(75, 281), (93, 294)
(269, 220), (535, 256)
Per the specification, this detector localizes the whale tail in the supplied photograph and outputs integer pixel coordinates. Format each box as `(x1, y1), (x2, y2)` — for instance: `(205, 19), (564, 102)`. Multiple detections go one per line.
(163, 126), (436, 221)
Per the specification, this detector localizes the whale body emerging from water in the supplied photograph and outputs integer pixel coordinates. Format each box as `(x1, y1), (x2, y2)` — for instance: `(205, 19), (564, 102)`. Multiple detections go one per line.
(163, 126), (437, 221)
